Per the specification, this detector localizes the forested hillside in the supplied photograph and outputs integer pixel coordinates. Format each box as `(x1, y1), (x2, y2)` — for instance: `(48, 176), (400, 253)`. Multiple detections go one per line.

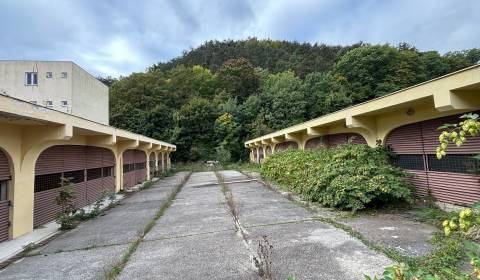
(106, 39), (480, 162)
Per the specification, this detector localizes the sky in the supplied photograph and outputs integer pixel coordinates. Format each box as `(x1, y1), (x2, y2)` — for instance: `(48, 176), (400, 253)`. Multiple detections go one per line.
(0, 0), (479, 77)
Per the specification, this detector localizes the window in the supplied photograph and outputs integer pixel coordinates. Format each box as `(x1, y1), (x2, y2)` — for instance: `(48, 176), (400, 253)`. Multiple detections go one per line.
(25, 72), (38, 86)
(63, 170), (85, 184)
(46, 72), (53, 78)
(61, 101), (68, 107)
(391, 154), (425, 171)
(135, 162), (146, 170)
(61, 72), (68, 79)
(34, 173), (62, 193)
(123, 164), (130, 173)
(86, 168), (102, 181)
(427, 154), (480, 174)
(45, 101), (53, 108)
(103, 166), (114, 177)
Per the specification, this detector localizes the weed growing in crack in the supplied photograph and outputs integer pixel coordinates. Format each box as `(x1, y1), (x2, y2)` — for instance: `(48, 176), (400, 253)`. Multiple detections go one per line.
(254, 235), (274, 280)
(215, 172), (240, 224)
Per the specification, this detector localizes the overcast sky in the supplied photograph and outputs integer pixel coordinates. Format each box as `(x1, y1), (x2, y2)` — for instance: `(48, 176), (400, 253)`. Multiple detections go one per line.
(1, 0), (478, 77)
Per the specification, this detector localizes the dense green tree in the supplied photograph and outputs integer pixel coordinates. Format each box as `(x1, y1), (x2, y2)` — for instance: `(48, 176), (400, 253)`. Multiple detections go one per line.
(110, 70), (172, 139)
(152, 38), (358, 77)
(217, 58), (259, 102)
(260, 71), (306, 129)
(302, 72), (352, 118)
(214, 113), (243, 161)
(333, 44), (426, 102)
(172, 97), (220, 161)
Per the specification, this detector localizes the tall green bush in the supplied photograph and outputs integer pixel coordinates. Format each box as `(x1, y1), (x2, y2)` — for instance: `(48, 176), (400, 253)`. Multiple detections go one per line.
(261, 144), (412, 212)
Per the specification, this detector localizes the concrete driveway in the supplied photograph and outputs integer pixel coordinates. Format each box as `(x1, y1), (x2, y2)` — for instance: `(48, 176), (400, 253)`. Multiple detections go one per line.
(0, 171), (391, 280)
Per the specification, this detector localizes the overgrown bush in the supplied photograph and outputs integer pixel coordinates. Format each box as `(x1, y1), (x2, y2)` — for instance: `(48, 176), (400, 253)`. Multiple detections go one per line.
(261, 144), (413, 212)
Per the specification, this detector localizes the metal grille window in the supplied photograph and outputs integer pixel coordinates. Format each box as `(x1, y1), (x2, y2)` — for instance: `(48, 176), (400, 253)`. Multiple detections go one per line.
(428, 154), (480, 174)
(103, 166), (113, 177)
(86, 168), (102, 181)
(0, 181), (7, 201)
(129, 163), (135, 171)
(63, 170), (85, 184)
(123, 164), (130, 173)
(390, 154), (425, 171)
(34, 173), (62, 193)
(135, 162), (146, 170)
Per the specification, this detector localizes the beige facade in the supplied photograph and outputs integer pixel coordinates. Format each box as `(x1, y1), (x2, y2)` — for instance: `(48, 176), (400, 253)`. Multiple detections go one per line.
(0, 94), (175, 239)
(0, 61), (109, 124)
(245, 65), (480, 159)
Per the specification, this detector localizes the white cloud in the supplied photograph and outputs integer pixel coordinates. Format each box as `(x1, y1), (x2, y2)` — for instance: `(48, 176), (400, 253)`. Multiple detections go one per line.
(0, 0), (478, 77)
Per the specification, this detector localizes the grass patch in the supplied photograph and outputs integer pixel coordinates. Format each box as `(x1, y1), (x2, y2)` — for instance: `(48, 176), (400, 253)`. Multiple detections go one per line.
(174, 161), (260, 173)
(105, 172), (191, 280)
(410, 205), (455, 228)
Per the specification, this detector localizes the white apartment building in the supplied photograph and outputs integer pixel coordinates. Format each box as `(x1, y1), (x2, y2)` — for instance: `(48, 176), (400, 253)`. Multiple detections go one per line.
(0, 61), (109, 124)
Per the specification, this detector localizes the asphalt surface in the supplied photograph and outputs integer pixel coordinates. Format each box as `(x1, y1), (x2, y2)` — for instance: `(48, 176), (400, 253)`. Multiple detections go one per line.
(0, 171), (392, 280)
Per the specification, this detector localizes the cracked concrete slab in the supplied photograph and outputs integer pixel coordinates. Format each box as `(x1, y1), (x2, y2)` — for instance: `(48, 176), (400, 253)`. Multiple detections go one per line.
(118, 231), (257, 280)
(222, 170), (392, 280)
(120, 171), (258, 279)
(340, 213), (438, 257)
(245, 220), (390, 280)
(0, 243), (128, 280)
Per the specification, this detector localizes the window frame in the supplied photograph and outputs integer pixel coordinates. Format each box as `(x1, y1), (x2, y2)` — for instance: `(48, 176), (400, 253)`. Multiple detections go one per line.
(25, 72), (38, 86)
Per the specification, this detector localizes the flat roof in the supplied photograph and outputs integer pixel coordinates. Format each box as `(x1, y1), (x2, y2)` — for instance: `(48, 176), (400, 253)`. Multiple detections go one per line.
(0, 93), (176, 150)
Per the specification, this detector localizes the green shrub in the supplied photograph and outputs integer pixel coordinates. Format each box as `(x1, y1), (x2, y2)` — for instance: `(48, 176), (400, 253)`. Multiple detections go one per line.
(261, 144), (413, 212)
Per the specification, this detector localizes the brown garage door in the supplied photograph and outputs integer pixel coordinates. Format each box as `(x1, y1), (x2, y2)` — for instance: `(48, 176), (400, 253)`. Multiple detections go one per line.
(134, 150), (147, 184)
(123, 149), (136, 190)
(123, 149), (147, 189)
(386, 113), (480, 206)
(0, 150), (11, 242)
(34, 145), (116, 227)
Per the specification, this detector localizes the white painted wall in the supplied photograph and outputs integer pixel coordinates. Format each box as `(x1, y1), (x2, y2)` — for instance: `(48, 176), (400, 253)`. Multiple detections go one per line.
(71, 63), (109, 124)
(0, 61), (109, 124)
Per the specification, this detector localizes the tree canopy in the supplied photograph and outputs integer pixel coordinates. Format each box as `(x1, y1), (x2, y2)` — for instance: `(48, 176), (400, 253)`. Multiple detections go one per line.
(107, 39), (480, 163)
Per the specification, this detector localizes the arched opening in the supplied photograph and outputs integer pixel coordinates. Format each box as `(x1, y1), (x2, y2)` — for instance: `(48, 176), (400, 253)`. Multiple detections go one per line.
(305, 136), (324, 150)
(122, 149), (147, 190)
(258, 148), (264, 163)
(34, 145), (116, 227)
(265, 146), (272, 156)
(386, 113), (480, 205)
(274, 141), (298, 152)
(325, 133), (367, 147)
(0, 148), (12, 242)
